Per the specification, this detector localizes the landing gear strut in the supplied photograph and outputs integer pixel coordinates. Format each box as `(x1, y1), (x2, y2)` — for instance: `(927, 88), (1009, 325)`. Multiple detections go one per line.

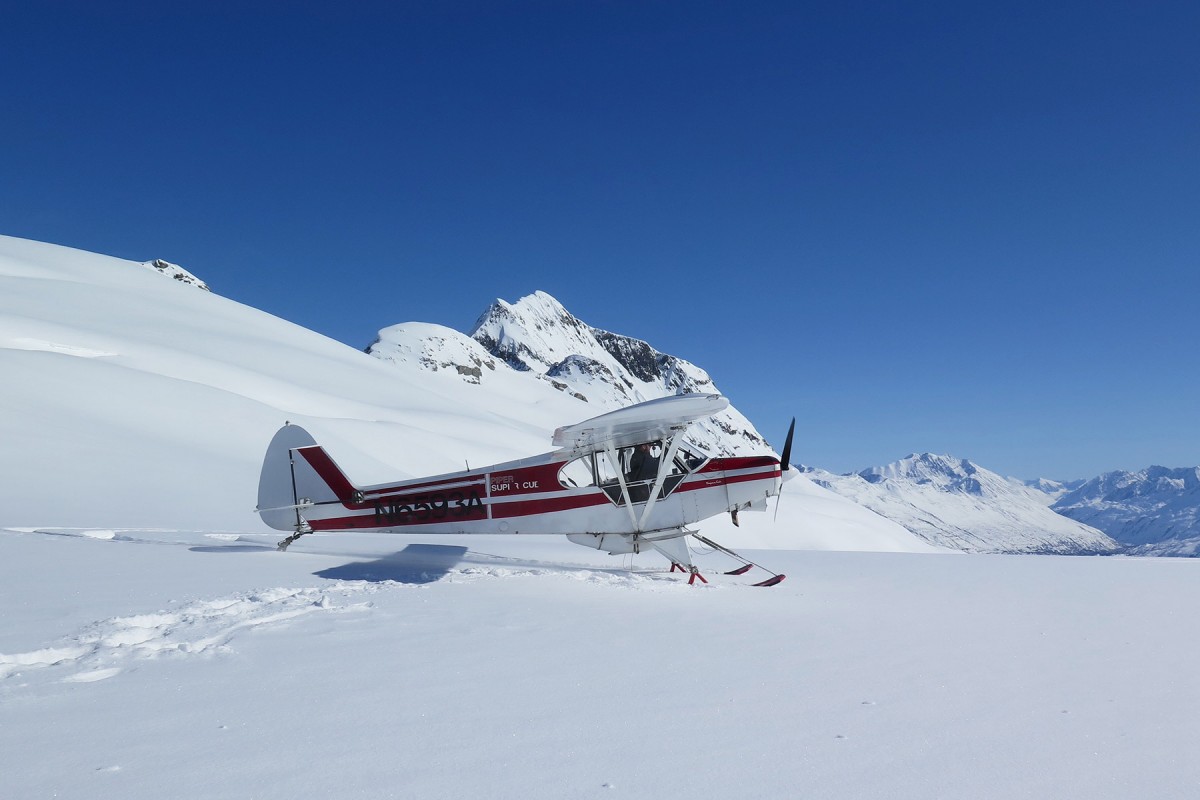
(276, 521), (313, 552)
(670, 562), (709, 585)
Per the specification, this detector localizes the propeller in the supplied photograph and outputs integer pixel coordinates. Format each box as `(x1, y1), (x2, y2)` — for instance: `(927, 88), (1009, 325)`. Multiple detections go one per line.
(774, 417), (795, 522)
(779, 417), (795, 475)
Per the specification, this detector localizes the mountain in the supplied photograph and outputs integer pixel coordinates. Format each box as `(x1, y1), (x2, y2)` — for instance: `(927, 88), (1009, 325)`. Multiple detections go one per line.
(370, 290), (772, 458)
(1023, 477), (1086, 502)
(0, 234), (927, 553)
(1052, 467), (1200, 556)
(805, 453), (1120, 554)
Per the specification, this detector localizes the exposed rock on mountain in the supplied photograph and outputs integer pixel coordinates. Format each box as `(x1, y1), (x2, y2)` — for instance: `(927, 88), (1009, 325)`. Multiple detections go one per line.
(141, 258), (210, 291)
(368, 322), (498, 385)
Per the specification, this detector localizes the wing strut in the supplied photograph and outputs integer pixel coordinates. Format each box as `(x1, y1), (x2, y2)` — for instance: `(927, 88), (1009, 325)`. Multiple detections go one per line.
(603, 442), (641, 533)
(637, 427), (687, 530)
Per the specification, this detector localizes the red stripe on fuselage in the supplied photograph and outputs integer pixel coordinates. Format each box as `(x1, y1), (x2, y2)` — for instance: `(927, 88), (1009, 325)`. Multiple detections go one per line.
(698, 455), (780, 473)
(302, 454), (780, 531)
(308, 491), (611, 530)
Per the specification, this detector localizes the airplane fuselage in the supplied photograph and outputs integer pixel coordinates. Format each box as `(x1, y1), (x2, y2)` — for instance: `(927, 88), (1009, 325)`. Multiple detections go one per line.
(292, 445), (781, 537)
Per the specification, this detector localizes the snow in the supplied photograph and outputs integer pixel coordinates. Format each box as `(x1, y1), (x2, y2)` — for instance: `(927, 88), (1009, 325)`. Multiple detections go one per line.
(4, 528), (1199, 799)
(3, 234), (1198, 798)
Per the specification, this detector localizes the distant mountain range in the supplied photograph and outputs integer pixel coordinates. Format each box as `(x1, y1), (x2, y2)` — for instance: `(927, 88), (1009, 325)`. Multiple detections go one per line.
(801, 455), (1119, 555)
(1051, 467), (1200, 556)
(797, 457), (1200, 557)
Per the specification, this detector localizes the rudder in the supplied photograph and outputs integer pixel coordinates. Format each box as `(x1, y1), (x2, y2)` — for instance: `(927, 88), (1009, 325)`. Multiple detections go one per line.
(256, 423), (357, 531)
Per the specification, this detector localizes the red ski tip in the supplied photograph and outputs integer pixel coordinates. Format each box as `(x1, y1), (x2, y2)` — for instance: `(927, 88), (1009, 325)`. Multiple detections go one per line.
(724, 564), (754, 576)
(751, 574), (786, 587)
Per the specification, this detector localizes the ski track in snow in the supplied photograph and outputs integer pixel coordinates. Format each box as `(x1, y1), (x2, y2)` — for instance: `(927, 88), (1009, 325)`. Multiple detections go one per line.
(0, 530), (690, 690)
(0, 584), (377, 687)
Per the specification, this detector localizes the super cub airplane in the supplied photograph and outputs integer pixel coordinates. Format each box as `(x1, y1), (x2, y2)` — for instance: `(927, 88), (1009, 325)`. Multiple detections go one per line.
(257, 393), (795, 585)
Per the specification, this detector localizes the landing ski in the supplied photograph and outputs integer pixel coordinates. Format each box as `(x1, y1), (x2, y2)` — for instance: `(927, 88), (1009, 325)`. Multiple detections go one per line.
(690, 533), (787, 587)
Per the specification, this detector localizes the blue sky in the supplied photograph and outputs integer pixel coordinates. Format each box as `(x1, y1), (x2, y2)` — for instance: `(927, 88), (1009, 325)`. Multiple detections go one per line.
(3, 1), (1197, 479)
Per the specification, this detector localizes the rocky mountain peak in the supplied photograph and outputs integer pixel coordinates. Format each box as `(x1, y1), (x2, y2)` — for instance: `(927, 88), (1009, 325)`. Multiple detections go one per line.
(860, 453), (986, 495)
(469, 291), (592, 372)
(373, 291), (772, 458)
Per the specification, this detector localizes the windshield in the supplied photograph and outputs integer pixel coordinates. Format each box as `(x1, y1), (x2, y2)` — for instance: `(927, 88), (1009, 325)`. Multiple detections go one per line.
(557, 436), (710, 505)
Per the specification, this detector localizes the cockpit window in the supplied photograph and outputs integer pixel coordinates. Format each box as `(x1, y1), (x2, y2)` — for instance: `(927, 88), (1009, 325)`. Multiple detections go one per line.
(582, 437), (710, 506)
(558, 454), (596, 489)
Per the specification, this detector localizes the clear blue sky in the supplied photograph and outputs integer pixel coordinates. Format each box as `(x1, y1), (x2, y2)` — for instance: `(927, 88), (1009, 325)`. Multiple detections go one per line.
(3, 1), (1197, 479)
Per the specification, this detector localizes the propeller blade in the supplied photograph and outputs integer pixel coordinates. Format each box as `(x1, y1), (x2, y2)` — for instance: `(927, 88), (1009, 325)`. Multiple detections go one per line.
(779, 417), (795, 473)
(774, 417), (795, 523)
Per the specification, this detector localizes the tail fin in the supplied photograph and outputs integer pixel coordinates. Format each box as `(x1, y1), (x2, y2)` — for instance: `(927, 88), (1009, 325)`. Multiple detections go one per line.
(256, 423), (358, 531)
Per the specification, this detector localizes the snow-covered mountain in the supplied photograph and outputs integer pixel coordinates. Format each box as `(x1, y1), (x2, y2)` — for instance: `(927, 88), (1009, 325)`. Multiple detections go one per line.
(806, 453), (1120, 554)
(1023, 477), (1086, 502)
(1052, 467), (1200, 556)
(369, 290), (771, 458)
(0, 234), (927, 553)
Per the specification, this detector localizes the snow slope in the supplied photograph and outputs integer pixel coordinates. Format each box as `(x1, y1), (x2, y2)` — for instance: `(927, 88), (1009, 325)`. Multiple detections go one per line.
(0, 236), (580, 530)
(0, 234), (923, 552)
(806, 454), (1119, 554)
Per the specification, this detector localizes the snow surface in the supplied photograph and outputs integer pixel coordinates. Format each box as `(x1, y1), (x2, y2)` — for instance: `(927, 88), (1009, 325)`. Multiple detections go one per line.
(4, 235), (1198, 798)
(3, 527), (1199, 799)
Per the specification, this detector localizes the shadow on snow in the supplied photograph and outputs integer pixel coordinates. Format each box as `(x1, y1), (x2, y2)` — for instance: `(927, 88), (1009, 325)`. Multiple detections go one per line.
(313, 543), (469, 585)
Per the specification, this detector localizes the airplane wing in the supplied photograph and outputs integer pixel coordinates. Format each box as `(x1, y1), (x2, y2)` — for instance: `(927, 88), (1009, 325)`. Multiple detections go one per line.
(551, 394), (729, 453)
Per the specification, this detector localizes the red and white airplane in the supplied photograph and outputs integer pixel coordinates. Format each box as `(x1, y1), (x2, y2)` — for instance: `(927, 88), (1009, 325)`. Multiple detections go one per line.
(257, 393), (795, 585)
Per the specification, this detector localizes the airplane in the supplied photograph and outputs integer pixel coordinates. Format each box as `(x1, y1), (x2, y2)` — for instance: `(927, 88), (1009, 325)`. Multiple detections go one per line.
(256, 393), (795, 586)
